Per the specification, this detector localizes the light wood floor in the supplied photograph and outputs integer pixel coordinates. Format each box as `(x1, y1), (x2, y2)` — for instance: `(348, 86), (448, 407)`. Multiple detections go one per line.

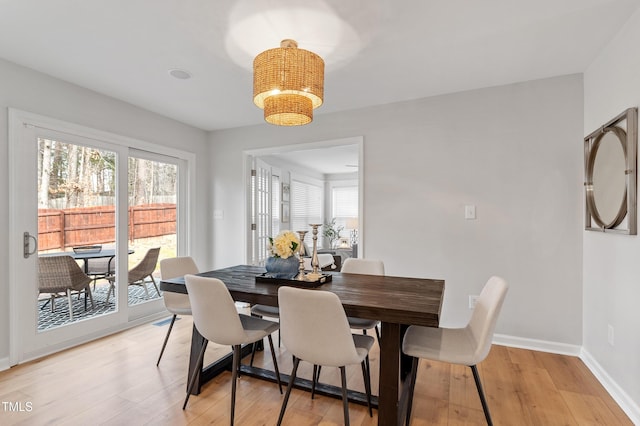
(0, 314), (632, 425)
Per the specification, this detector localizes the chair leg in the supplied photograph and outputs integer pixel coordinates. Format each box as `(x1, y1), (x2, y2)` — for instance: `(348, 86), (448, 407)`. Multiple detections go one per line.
(405, 357), (419, 426)
(339, 366), (350, 426)
(311, 365), (319, 399)
(66, 289), (74, 320)
(141, 282), (150, 299)
(267, 334), (283, 394)
(311, 365), (322, 399)
(157, 314), (177, 366)
(361, 360), (373, 417)
(375, 324), (381, 342)
(106, 282), (115, 304)
(230, 345), (241, 426)
(150, 275), (161, 297)
(183, 341), (208, 410)
(250, 340), (258, 367)
(86, 286), (95, 310)
(277, 356), (300, 426)
(470, 365), (493, 426)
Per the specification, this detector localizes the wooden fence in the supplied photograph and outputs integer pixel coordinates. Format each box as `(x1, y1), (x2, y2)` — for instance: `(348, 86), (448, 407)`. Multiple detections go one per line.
(38, 204), (176, 251)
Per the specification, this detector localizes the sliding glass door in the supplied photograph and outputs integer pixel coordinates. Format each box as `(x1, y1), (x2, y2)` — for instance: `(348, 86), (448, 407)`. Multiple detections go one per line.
(9, 110), (190, 363)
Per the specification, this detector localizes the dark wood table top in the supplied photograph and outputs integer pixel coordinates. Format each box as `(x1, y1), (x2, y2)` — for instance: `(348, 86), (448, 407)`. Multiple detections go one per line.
(160, 264), (445, 328)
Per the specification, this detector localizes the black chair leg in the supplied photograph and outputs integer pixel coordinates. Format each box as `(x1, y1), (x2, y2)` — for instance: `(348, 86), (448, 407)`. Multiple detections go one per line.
(375, 324), (381, 342)
(340, 366), (350, 426)
(277, 356), (300, 426)
(471, 365), (493, 426)
(267, 335), (283, 394)
(311, 365), (319, 399)
(230, 345), (241, 426)
(405, 357), (419, 426)
(157, 314), (177, 366)
(361, 360), (373, 417)
(250, 340), (258, 367)
(183, 340), (208, 409)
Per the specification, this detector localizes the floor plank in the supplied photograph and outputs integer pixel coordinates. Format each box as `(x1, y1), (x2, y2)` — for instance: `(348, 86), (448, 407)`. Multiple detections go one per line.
(0, 315), (633, 425)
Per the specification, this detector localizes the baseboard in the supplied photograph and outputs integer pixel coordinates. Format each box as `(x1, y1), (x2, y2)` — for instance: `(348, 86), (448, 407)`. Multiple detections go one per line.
(493, 334), (638, 425)
(581, 348), (640, 425)
(493, 333), (582, 356)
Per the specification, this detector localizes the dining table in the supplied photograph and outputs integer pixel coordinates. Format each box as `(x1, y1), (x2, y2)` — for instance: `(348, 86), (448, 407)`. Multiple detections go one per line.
(160, 264), (445, 426)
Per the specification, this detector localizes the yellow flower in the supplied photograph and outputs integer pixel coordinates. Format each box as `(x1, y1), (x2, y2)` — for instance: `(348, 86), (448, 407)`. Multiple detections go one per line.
(268, 230), (300, 259)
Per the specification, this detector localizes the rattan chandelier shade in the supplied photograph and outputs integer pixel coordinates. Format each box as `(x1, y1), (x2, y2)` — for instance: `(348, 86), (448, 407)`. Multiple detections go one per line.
(253, 39), (324, 126)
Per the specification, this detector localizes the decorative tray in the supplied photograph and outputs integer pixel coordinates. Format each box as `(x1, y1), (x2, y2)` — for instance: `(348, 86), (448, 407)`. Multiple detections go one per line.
(255, 273), (332, 288)
(73, 245), (102, 254)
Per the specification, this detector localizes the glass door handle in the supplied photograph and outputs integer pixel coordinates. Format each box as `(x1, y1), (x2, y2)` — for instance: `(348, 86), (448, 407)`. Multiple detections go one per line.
(23, 231), (37, 258)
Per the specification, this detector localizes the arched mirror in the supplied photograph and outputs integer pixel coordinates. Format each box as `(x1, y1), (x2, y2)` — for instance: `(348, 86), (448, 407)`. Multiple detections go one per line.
(584, 108), (637, 234)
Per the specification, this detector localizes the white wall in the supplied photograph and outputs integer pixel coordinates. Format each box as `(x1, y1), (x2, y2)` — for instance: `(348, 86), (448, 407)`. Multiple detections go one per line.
(210, 74), (584, 344)
(0, 58), (211, 363)
(584, 7), (640, 419)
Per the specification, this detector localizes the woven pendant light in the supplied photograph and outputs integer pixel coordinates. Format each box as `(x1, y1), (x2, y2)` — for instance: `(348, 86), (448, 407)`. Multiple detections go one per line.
(253, 39), (324, 126)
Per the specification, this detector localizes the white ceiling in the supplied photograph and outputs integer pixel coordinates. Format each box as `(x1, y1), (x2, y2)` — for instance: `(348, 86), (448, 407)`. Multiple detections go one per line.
(0, 0), (639, 132)
(263, 144), (360, 175)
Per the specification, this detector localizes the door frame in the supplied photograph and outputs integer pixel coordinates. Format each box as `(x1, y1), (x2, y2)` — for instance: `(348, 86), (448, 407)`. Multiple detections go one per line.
(8, 108), (196, 365)
(243, 136), (364, 264)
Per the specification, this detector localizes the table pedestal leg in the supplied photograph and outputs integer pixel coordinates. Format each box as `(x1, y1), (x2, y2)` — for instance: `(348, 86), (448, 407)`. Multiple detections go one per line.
(379, 322), (400, 425)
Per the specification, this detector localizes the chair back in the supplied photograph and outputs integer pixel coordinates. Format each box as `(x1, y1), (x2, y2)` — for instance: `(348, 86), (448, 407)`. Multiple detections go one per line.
(39, 256), (91, 292)
(128, 247), (160, 282)
(86, 257), (115, 275)
(160, 256), (199, 309)
(160, 256), (199, 280)
(341, 258), (384, 275)
(184, 274), (247, 346)
(467, 276), (509, 364)
(278, 286), (362, 367)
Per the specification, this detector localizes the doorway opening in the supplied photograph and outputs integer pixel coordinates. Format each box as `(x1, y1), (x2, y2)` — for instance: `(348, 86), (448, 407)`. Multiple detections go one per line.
(246, 137), (363, 267)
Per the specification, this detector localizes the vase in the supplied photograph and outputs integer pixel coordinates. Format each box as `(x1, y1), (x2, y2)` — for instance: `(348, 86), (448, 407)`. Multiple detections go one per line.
(265, 256), (299, 279)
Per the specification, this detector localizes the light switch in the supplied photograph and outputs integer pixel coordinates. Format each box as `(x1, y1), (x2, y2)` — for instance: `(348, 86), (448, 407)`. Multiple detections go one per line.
(464, 205), (476, 220)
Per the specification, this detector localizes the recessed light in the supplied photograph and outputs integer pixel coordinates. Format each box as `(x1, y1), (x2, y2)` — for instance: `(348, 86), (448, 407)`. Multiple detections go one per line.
(168, 69), (192, 80)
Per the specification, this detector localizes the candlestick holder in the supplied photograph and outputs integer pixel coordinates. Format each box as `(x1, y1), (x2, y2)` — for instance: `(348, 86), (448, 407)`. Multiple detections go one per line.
(306, 224), (323, 281)
(295, 230), (308, 281)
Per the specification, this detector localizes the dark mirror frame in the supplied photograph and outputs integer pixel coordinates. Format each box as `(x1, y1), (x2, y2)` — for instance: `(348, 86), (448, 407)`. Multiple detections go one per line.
(584, 107), (638, 234)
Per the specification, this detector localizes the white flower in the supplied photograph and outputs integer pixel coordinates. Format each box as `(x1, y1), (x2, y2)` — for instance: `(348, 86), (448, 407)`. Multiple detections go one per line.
(268, 230), (300, 259)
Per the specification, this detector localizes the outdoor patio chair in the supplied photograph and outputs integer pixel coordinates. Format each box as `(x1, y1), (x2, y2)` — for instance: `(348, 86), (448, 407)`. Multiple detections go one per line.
(106, 247), (161, 303)
(38, 255), (95, 320)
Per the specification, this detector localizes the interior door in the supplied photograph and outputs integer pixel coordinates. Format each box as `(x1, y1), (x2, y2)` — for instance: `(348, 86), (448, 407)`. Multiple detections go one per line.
(250, 158), (282, 265)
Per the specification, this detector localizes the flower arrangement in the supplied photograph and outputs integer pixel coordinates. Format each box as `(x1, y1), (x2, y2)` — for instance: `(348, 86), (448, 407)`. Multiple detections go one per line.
(323, 218), (344, 248)
(268, 230), (300, 259)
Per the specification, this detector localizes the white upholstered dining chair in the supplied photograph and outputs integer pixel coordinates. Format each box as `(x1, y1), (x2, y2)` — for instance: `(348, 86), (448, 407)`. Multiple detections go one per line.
(183, 274), (282, 425)
(341, 258), (385, 342)
(156, 256), (199, 366)
(401, 276), (508, 425)
(277, 286), (374, 426)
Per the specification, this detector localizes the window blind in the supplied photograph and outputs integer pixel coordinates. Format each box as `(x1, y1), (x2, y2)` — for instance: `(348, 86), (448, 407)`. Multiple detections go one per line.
(291, 179), (323, 247)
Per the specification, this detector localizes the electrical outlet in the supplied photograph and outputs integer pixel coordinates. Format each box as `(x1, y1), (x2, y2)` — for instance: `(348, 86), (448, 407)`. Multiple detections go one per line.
(608, 325), (614, 346)
(469, 295), (479, 309)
